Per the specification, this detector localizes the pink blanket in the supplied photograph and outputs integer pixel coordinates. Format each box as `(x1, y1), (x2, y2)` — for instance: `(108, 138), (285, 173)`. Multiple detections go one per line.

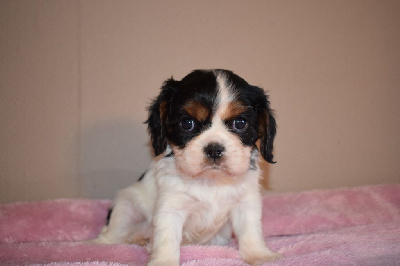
(1, 184), (399, 265)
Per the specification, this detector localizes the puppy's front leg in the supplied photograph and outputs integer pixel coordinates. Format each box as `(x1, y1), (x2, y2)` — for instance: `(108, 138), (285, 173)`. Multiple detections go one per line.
(147, 199), (187, 266)
(231, 193), (281, 265)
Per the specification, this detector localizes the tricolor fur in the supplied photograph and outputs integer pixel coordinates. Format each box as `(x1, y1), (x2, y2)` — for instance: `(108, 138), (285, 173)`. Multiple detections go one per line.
(94, 69), (280, 265)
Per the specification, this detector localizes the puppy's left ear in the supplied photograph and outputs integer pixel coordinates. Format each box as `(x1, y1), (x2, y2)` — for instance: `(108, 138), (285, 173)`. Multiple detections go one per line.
(253, 86), (277, 164)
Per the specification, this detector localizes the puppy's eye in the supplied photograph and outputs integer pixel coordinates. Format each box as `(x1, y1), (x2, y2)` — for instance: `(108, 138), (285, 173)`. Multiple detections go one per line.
(180, 118), (195, 131)
(232, 118), (248, 132)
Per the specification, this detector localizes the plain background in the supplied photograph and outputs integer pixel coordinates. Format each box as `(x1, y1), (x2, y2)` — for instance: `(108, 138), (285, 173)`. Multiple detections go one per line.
(1, 0), (399, 203)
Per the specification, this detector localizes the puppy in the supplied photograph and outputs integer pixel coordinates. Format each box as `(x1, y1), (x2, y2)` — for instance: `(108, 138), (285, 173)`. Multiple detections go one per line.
(94, 69), (280, 265)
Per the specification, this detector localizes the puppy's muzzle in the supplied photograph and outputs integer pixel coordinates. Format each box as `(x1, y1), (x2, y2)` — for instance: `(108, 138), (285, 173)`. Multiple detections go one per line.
(203, 142), (225, 163)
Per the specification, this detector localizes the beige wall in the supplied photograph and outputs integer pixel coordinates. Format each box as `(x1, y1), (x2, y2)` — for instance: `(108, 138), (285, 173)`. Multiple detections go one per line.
(1, 0), (399, 203)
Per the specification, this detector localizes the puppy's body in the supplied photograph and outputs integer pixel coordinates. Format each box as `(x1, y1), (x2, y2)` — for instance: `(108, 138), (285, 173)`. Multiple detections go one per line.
(94, 69), (280, 265)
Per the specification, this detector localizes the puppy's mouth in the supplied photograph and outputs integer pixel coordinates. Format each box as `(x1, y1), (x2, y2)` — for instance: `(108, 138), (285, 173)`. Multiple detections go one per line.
(203, 163), (225, 172)
(192, 161), (235, 178)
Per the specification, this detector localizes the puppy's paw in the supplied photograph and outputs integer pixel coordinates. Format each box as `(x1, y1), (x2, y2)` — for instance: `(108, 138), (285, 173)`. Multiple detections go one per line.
(89, 234), (122, 245)
(241, 250), (282, 265)
(146, 258), (179, 266)
(88, 237), (108, 244)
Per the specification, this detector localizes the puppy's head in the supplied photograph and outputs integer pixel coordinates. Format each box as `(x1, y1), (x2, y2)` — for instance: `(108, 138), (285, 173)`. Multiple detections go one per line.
(146, 69), (276, 178)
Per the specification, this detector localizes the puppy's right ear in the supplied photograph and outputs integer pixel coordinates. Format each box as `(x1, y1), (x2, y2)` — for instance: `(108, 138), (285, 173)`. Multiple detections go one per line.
(145, 78), (177, 156)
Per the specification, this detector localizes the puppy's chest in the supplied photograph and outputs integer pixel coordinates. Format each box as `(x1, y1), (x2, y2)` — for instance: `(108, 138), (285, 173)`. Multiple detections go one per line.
(181, 189), (239, 244)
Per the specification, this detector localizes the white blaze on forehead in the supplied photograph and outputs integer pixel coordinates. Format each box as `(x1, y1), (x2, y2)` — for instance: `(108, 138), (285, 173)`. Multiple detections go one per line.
(215, 72), (237, 119)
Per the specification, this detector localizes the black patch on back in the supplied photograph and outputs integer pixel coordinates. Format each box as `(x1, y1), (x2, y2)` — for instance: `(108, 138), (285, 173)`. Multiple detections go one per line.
(137, 171), (146, 182)
(165, 151), (174, 157)
(106, 207), (113, 225)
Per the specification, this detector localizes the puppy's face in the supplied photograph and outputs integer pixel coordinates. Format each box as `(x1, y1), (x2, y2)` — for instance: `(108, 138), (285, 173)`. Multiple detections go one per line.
(147, 69), (276, 179)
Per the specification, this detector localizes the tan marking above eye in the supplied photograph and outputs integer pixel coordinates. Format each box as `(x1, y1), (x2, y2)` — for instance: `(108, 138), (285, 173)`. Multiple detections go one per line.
(183, 101), (210, 122)
(221, 101), (248, 121)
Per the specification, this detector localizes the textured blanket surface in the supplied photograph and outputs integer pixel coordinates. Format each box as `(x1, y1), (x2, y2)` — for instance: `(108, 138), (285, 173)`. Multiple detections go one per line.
(0, 184), (399, 265)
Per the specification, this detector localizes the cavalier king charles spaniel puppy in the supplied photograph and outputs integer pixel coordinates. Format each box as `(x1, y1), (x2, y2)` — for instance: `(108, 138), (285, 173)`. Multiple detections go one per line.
(94, 69), (280, 265)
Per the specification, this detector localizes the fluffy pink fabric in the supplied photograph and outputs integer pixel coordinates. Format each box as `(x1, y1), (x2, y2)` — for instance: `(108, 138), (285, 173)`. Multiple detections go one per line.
(1, 184), (399, 265)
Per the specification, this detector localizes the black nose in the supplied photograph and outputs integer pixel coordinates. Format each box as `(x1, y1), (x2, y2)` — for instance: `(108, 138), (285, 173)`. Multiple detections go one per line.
(203, 143), (225, 162)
